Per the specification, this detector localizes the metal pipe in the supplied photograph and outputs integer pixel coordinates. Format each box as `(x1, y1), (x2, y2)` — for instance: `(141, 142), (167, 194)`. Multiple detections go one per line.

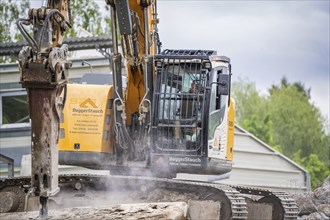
(143, 7), (149, 55)
(110, 6), (118, 55)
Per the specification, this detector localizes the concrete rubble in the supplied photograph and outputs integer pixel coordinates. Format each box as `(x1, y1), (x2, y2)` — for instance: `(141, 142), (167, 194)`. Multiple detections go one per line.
(295, 175), (330, 220)
(0, 202), (188, 220)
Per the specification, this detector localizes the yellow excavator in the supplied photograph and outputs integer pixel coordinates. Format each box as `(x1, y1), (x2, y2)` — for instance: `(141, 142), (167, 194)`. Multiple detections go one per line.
(0, 0), (299, 219)
(58, 0), (236, 179)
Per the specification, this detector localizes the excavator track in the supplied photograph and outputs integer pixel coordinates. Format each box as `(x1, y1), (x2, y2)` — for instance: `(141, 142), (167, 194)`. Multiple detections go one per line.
(233, 185), (299, 219)
(1, 174), (248, 219)
(0, 174), (299, 219)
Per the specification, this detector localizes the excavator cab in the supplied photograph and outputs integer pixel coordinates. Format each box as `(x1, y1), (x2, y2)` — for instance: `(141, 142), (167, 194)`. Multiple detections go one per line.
(150, 50), (235, 176)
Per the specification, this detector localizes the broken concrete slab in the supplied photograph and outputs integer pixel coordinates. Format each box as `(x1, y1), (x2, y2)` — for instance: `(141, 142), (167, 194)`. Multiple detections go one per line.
(0, 202), (188, 220)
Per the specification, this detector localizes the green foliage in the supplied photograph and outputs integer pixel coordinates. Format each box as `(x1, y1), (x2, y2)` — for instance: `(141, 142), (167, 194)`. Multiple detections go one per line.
(0, 0), (30, 63)
(241, 115), (275, 146)
(1, 0), (111, 63)
(293, 150), (330, 189)
(306, 154), (330, 189)
(270, 77), (311, 100)
(233, 77), (330, 189)
(232, 78), (273, 145)
(269, 83), (328, 162)
(0, 0), (29, 43)
(104, 5), (112, 35)
(65, 0), (103, 37)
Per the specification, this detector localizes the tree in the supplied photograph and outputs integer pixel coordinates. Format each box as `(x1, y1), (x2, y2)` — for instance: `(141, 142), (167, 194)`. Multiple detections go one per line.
(233, 77), (330, 189)
(270, 77), (311, 100)
(269, 80), (329, 188)
(0, 0), (29, 43)
(293, 151), (330, 189)
(0, 0), (30, 63)
(232, 78), (274, 145)
(65, 0), (104, 37)
(269, 80), (329, 163)
(1, 0), (111, 63)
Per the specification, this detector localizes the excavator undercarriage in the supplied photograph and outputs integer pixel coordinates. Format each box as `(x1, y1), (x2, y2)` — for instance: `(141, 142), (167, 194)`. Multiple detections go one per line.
(0, 174), (299, 219)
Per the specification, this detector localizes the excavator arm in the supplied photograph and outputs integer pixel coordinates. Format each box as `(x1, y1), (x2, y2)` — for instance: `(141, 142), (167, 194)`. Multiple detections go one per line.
(105, 0), (160, 163)
(16, 0), (158, 215)
(16, 0), (72, 216)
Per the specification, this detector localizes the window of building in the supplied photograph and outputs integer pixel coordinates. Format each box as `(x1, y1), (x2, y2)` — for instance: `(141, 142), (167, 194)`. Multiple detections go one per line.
(0, 90), (30, 128)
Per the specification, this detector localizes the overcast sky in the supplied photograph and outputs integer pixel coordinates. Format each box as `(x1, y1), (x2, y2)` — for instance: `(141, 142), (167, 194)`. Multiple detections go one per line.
(156, 0), (329, 120)
(29, 0), (329, 120)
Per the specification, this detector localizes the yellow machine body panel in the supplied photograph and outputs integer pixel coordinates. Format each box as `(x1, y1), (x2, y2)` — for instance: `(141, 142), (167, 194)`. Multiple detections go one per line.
(226, 98), (235, 161)
(59, 84), (114, 154)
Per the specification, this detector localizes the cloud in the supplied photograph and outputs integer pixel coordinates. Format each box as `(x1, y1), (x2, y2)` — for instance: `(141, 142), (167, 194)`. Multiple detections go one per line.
(158, 1), (329, 118)
(27, 0), (329, 118)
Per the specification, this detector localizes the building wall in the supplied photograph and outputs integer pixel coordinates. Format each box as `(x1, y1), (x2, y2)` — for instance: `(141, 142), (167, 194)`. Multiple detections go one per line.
(220, 126), (310, 193)
(0, 57), (111, 90)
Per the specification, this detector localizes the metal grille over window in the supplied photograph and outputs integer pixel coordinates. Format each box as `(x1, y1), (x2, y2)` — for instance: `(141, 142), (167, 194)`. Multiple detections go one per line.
(152, 57), (209, 156)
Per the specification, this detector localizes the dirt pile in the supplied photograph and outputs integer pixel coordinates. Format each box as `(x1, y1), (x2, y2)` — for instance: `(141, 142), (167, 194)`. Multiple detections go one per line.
(294, 175), (330, 220)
